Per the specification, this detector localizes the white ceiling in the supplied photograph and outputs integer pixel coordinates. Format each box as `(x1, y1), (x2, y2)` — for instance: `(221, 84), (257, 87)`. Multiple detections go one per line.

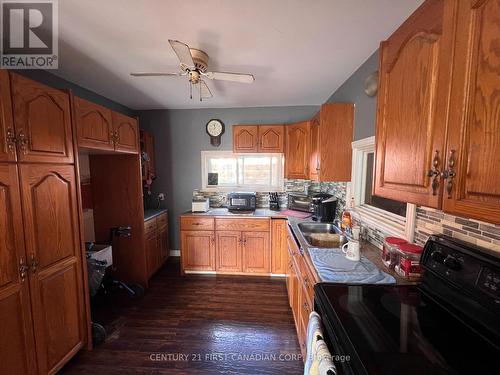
(55, 0), (423, 110)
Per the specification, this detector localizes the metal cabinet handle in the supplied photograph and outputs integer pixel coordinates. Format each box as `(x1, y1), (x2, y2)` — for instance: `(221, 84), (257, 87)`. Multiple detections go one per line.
(17, 129), (29, 154)
(114, 131), (120, 144)
(30, 253), (39, 273)
(426, 150), (441, 195)
(441, 149), (456, 199)
(109, 130), (115, 145)
(303, 277), (309, 286)
(19, 258), (28, 282)
(6, 128), (16, 154)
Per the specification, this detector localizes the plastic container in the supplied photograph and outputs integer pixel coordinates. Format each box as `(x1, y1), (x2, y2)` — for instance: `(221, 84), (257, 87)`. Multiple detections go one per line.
(395, 243), (424, 280)
(382, 237), (407, 269)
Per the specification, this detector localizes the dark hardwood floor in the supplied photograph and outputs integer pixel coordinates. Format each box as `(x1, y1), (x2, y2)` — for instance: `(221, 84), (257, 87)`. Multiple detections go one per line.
(61, 257), (303, 374)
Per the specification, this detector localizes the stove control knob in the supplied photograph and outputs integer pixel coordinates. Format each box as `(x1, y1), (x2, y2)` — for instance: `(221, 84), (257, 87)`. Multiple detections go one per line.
(431, 250), (445, 263)
(444, 255), (461, 271)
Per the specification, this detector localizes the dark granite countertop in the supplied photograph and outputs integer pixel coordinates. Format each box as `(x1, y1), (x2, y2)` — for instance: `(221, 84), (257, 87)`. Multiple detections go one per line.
(144, 208), (168, 221)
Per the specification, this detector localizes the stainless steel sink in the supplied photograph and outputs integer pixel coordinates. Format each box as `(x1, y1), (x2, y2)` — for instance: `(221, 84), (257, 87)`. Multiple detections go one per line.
(297, 222), (347, 248)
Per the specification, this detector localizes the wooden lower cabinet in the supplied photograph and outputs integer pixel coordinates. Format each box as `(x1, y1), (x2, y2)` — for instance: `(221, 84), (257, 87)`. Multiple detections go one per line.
(144, 212), (169, 278)
(216, 231), (243, 272)
(242, 231), (270, 274)
(181, 230), (216, 272)
(271, 219), (287, 274)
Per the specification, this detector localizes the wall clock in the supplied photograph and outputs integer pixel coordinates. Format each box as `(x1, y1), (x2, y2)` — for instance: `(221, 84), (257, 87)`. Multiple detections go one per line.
(206, 119), (225, 147)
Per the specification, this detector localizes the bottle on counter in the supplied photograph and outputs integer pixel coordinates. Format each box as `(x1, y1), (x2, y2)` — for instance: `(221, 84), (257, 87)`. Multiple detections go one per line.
(341, 197), (355, 235)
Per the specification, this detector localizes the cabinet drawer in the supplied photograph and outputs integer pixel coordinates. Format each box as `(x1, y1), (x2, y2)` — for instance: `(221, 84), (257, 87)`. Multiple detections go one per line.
(145, 217), (157, 234)
(157, 212), (168, 228)
(215, 218), (270, 232)
(286, 225), (300, 257)
(181, 216), (214, 231)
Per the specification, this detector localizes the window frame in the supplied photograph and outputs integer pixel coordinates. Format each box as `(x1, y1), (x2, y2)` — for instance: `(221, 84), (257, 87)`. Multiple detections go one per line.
(348, 136), (416, 241)
(201, 150), (284, 192)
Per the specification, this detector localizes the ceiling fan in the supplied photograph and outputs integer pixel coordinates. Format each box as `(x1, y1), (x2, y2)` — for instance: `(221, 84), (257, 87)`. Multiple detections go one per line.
(130, 40), (255, 101)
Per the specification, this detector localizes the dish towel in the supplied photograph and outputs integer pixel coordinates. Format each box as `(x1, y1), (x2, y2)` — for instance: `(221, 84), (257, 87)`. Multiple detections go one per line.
(304, 312), (337, 375)
(308, 248), (396, 284)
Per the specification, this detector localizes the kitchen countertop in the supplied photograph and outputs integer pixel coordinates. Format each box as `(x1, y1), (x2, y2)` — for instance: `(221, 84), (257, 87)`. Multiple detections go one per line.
(181, 208), (416, 285)
(144, 208), (168, 221)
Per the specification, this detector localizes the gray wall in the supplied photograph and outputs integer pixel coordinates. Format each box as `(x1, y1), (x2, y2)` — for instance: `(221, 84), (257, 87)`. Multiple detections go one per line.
(17, 70), (134, 116)
(326, 50), (379, 140)
(139, 106), (319, 249)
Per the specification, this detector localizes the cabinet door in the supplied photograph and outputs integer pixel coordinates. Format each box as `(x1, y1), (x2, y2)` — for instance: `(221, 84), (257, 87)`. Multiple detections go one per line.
(0, 70), (16, 162)
(0, 165), (37, 375)
(309, 115), (320, 181)
(112, 112), (139, 154)
(374, 0), (454, 207)
(233, 125), (258, 152)
(145, 229), (159, 276)
(442, 0), (500, 224)
(258, 125), (284, 153)
(10, 73), (74, 164)
(145, 132), (156, 177)
(242, 231), (270, 273)
(289, 258), (299, 323)
(298, 281), (312, 357)
(19, 164), (85, 374)
(74, 96), (114, 151)
(285, 121), (310, 179)
(319, 103), (354, 181)
(216, 231), (242, 272)
(158, 222), (169, 263)
(271, 219), (287, 274)
(181, 231), (215, 272)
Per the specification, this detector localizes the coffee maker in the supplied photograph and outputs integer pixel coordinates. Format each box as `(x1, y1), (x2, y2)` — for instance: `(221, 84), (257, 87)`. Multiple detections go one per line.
(311, 193), (337, 222)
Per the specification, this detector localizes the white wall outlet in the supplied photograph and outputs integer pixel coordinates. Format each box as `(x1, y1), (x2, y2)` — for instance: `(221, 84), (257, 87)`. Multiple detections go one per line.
(158, 193), (165, 201)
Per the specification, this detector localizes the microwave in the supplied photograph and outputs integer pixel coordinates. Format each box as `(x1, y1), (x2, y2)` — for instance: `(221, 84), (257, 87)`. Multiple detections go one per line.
(227, 192), (256, 211)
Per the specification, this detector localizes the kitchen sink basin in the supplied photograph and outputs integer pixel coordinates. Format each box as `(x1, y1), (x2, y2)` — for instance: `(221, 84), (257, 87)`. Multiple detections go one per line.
(297, 222), (347, 248)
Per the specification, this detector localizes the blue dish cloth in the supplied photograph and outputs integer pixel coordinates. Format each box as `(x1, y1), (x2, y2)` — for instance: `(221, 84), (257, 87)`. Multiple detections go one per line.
(308, 248), (396, 284)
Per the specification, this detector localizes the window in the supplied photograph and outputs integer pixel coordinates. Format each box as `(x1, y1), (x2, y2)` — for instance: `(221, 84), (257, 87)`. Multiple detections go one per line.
(350, 137), (416, 241)
(201, 151), (284, 192)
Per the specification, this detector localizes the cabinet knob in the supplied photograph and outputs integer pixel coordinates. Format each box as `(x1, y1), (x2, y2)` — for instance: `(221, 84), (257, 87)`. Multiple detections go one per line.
(19, 258), (28, 282)
(426, 150), (441, 195)
(6, 128), (16, 154)
(30, 253), (39, 273)
(17, 129), (29, 154)
(441, 149), (456, 199)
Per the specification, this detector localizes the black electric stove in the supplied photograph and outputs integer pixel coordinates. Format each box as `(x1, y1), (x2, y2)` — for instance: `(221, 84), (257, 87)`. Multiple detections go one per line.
(314, 235), (500, 375)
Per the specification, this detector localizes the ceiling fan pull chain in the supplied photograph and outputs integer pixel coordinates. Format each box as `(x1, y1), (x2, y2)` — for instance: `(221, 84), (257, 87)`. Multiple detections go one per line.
(189, 81), (192, 99)
(200, 82), (202, 102)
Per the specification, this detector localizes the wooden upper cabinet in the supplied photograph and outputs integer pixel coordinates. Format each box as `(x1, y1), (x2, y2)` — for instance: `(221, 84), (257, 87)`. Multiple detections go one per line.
(309, 114), (320, 181)
(74, 96), (114, 151)
(18, 164), (85, 374)
(0, 164), (37, 375)
(285, 121), (310, 179)
(374, 0), (453, 208)
(233, 125), (258, 152)
(442, 0), (500, 224)
(259, 125), (284, 153)
(242, 231), (270, 274)
(319, 103), (354, 181)
(10, 73), (74, 164)
(0, 70), (16, 162)
(112, 112), (139, 154)
(233, 124), (284, 153)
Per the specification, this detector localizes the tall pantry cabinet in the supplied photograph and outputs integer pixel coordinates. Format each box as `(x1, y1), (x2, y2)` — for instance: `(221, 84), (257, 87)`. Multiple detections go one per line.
(0, 71), (88, 374)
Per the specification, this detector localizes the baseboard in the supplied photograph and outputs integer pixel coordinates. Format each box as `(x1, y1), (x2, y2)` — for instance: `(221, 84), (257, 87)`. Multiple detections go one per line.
(169, 249), (180, 257)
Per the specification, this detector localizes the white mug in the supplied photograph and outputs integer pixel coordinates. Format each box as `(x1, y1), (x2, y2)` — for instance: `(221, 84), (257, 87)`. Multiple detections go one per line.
(342, 240), (360, 261)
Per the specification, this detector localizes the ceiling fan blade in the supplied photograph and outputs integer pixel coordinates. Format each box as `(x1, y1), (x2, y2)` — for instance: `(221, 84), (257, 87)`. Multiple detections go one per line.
(200, 80), (213, 99)
(203, 71), (255, 83)
(168, 39), (195, 69)
(130, 72), (181, 77)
